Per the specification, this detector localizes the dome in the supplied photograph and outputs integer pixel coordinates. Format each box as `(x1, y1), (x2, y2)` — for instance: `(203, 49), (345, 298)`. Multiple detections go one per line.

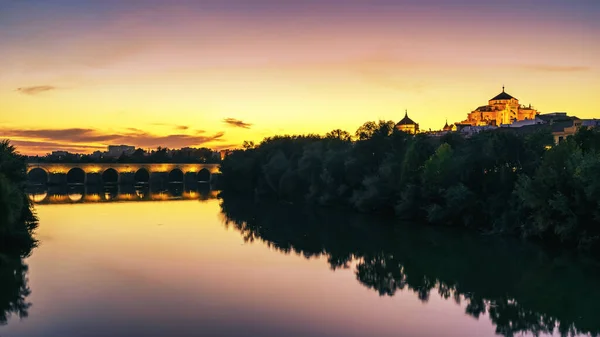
(443, 119), (453, 131)
(490, 86), (516, 101)
(397, 110), (416, 125)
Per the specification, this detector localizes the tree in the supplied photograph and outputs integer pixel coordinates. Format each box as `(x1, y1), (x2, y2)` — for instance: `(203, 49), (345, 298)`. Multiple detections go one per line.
(242, 141), (255, 150)
(354, 120), (395, 141)
(131, 148), (146, 162)
(0, 140), (37, 256)
(325, 129), (352, 142)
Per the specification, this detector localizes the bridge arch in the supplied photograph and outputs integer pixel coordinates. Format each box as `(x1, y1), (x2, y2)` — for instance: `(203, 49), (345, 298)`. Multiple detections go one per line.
(28, 168), (48, 184)
(28, 191), (48, 203)
(102, 168), (119, 184)
(104, 186), (118, 201)
(67, 167), (86, 184)
(68, 192), (84, 202)
(27, 163), (220, 185)
(68, 185), (85, 202)
(168, 168), (184, 183)
(134, 168), (150, 184)
(197, 168), (211, 182)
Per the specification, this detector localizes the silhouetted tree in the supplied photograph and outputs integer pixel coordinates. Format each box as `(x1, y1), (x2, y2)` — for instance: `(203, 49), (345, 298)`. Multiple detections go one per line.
(0, 140), (37, 256)
(219, 123), (600, 254)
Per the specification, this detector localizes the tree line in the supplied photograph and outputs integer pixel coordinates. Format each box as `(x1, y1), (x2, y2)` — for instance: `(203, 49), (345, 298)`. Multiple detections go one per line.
(0, 140), (37, 325)
(27, 146), (220, 164)
(0, 140), (37, 256)
(219, 120), (600, 255)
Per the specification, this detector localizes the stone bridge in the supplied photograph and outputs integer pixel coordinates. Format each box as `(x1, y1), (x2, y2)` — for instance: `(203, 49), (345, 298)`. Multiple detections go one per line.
(27, 163), (220, 185)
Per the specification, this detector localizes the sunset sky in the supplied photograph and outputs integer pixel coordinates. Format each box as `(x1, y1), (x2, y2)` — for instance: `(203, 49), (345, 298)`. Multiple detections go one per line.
(1, 0), (599, 155)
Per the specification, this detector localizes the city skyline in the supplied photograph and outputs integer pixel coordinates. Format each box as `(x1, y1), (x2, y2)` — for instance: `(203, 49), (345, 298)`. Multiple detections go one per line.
(2, 0), (599, 155)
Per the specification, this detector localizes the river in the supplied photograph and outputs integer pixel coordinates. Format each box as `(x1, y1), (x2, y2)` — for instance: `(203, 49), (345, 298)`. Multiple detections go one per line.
(1, 185), (599, 337)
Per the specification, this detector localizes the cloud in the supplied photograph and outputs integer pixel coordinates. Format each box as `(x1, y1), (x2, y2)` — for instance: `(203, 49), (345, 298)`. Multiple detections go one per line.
(150, 123), (191, 131)
(0, 127), (226, 155)
(520, 64), (591, 73)
(16, 85), (56, 95)
(8, 139), (105, 156)
(223, 118), (252, 129)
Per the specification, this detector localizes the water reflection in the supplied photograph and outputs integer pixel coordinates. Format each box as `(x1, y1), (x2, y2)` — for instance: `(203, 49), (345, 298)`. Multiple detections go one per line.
(0, 258), (31, 326)
(219, 196), (600, 337)
(26, 184), (218, 204)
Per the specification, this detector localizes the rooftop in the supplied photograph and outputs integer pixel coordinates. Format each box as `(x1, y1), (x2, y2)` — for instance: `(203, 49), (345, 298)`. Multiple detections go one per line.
(490, 87), (516, 101)
(397, 110), (417, 126)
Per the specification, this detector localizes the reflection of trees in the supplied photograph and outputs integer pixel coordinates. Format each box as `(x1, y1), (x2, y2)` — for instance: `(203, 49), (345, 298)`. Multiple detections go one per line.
(220, 196), (600, 337)
(0, 257), (31, 325)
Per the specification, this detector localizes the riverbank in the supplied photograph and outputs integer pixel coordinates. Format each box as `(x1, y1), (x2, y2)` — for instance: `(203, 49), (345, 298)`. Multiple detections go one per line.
(218, 123), (600, 256)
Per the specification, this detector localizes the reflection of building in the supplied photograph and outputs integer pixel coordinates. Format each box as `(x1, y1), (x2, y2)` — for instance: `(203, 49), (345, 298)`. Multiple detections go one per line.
(395, 110), (419, 134)
(462, 87), (539, 127)
(107, 145), (135, 157)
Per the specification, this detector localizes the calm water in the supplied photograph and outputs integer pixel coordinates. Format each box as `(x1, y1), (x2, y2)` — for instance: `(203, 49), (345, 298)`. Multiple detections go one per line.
(2, 186), (600, 337)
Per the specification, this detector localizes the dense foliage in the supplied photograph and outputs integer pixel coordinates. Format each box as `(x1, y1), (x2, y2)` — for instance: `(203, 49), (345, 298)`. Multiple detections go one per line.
(0, 140), (36, 325)
(0, 140), (37, 256)
(220, 121), (600, 254)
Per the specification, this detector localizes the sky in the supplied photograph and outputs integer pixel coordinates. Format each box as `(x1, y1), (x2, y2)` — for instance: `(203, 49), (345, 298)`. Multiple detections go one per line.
(1, 0), (599, 155)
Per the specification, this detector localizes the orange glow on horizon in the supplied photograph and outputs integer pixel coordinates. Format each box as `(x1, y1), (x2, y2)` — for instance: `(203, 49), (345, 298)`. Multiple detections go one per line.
(1, 2), (599, 155)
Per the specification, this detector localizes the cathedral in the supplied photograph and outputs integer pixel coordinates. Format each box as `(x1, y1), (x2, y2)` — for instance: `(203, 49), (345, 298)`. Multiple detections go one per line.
(461, 87), (539, 126)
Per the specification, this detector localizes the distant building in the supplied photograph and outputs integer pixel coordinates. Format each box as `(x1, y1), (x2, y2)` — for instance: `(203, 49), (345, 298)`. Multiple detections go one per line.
(461, 87), (539, 127)
(452, 123), (472, 132)
(532, 113), (582, 144)
(50, 151), (69, 160)
(395, 110), (419, 134)
(500, 116), (546, 128)
(552, 120), (582, 144)
(106, 145), (135, 157)
(442, 119), (453, 131)
(581, 119), (600, 128)
(498, 112), (594, 144)
(455, 125), (497, 136)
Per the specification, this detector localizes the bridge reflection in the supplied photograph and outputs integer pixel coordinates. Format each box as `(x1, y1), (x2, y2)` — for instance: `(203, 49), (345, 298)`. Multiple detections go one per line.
(27, 183), (219, 204)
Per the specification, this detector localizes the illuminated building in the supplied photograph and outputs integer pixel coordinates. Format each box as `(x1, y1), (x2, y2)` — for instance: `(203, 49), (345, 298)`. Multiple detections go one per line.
(442, 119), (453, 131)
(395, 110), (419, 134)
(461, 87), (538, 127)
